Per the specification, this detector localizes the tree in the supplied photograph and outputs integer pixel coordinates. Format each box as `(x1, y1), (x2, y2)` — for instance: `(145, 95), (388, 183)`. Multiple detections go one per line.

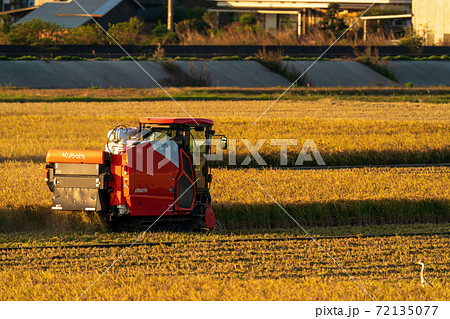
(175, 18), (208, 34)
(399, 29), (424, 53)
(107, 17), (144, 45)
(0, 14), (13, 44)
(0, 14), (13, 34)
(318, 3), (348, 37)
(187, 7), (206, 20)
(202, 11), (217, 29)
(8, 19), (62, 46)
(239, 13), (257, 27)
(66, 24), (106, 45)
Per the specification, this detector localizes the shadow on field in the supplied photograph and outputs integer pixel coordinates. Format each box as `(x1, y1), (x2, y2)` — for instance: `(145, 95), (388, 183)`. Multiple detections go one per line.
(0, 155), (45, 163)
(211, 148), (450, 168)
(0, 206), (107, 233)
(0, 147), (449, 167)
(1, 199), (448, 233)
(214, 199), (450, 230)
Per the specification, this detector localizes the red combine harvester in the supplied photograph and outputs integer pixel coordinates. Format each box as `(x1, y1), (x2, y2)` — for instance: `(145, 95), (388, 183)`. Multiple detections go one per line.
(45, 118), (227, 231)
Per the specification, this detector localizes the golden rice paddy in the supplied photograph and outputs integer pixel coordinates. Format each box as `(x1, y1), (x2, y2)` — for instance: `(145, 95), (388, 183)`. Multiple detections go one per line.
(0, 97), (448, 300)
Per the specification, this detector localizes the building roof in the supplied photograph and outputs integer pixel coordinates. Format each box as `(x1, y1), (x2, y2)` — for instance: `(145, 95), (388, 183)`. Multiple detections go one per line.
(16, 0), (124, 28)
(140, 118), (214, 126)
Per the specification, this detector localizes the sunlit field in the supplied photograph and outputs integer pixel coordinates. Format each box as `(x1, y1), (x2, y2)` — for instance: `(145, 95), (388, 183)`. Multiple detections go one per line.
(0, 96), (448, 300)
(1, 100), (448, 165)
(0, 234), (449, 300)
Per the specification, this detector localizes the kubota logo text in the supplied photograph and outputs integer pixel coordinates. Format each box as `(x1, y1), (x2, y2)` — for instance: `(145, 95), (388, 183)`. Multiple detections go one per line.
(62, 152), (86, 160)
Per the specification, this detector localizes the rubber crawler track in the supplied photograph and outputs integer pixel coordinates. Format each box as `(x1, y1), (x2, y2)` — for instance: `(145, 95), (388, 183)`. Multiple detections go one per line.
(1, 231), (449, 251)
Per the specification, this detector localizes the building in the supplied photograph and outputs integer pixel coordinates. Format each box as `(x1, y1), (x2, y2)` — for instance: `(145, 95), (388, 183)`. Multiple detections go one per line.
(14, 0), (144, 28)
(4, 0), (213, 29)
(413, 0), (449, 45)
(1, 1), (66, 22)
(208, 0), (412, 35)
(0, 0), (57, 12)
(1, 1), (30, 12)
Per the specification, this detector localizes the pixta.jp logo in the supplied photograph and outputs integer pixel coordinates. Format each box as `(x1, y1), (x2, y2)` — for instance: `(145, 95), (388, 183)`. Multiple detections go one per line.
(192, 138), (325, 166)
(126, 138), (325, 176)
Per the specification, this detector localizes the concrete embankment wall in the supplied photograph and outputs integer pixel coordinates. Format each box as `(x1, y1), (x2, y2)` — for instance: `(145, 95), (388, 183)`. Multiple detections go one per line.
(0, 61), (169, 89)
(383, 61), (450, 87)
(0, 60), (448, 88)
(282, 61), (397, 87)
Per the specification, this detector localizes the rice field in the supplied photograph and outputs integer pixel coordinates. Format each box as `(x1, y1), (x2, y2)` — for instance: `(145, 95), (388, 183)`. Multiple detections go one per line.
(1, 161), (448, 231)
(0, 100), (448, 165)
(0, 233), (448, 300)
(0, 96), (449, 300)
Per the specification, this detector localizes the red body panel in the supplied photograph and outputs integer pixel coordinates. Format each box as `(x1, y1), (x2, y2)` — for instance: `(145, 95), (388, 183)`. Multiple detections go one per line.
(109, 142), (199, 217)
(123, 141), (180, 216)
(109, 154), (126, 207)
(205, 205), (216, 229)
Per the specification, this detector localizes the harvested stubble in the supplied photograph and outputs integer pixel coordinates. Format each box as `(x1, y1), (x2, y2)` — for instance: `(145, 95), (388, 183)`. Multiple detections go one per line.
(0, 234), (448, 300)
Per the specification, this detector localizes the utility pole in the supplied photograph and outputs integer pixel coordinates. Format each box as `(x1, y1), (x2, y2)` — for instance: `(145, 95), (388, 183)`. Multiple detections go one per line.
(167, 0), (173, 31)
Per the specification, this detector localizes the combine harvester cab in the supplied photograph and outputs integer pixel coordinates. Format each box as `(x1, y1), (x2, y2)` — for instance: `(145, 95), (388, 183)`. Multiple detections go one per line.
(45, 118), (227, 231)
